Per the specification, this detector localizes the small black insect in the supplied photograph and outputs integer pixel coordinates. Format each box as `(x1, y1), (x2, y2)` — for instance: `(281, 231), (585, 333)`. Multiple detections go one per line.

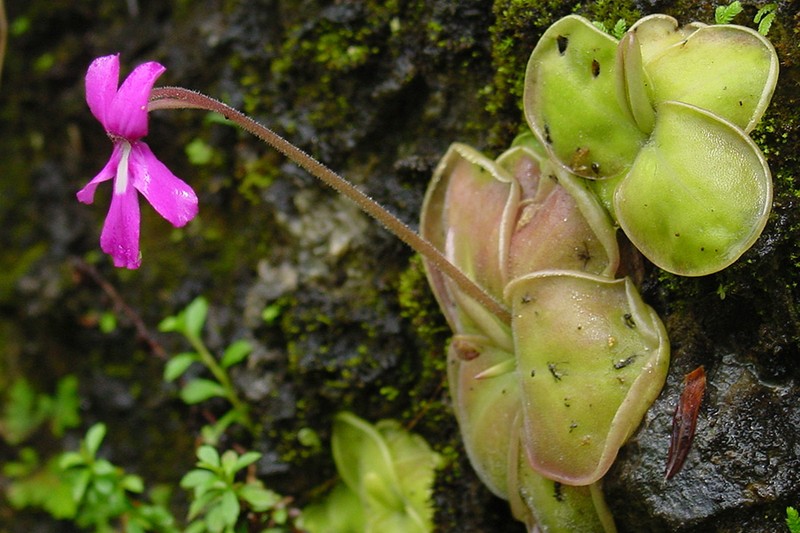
(557, 35), (569, 54)
(548, 362), (565, 381)
(613, 355), (637, 370)
(553, 481), (564, 502)
(591, 59), (600, 77)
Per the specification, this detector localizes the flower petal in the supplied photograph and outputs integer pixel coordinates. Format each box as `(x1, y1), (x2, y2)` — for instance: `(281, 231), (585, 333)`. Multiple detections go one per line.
(100, 185), (142, 269)
(130, 142), (198, 227)
(106, 61), (166, 139)
(76, 142), (123, 204)
(85, 54), (120, 128)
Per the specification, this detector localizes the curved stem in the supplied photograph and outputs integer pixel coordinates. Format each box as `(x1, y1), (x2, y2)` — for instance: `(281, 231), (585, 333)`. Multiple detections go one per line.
(187, 333), (253, 430)
(149, 86), (511, 324)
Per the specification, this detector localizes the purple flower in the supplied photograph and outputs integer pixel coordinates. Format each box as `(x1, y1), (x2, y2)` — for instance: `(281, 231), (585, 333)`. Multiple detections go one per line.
(77, 54), (198, 269)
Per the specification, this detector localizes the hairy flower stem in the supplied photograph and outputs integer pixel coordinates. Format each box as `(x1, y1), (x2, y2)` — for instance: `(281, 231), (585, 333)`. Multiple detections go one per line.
(149, 87), (512, 324)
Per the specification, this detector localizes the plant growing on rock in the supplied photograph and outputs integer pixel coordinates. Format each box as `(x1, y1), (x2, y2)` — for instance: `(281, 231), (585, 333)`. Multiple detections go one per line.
(524, 14), (778, 276)
(301, 412), (442, 533)
(74, 9), (779, 532)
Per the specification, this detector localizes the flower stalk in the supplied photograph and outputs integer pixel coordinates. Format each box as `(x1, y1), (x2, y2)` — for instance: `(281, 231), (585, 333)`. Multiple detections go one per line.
(149, 86), (511, 324)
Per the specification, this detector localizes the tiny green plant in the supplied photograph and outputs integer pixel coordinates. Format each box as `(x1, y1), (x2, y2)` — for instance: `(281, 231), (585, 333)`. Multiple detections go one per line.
(301, 412), (442, 533)
(0, 375), (80, 445)
(715, 1), (743, 24)
(788, 507), (800, 533)
(180, 445), (295, 533)
(58, 423), (179, 533)
(755, 4), (777, 36)
(159, 296), (255, 441)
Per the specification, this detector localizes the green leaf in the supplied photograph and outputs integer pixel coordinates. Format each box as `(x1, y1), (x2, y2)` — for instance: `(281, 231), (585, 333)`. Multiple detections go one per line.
(1, 379), (49, 444)
(196, 445), (221, 469)
(611, 19), (628, 40)
(58, 451), (85, 470)
(99, 311), (117, 333)
(157, 315), (180, 333)
(180, 379), (227, 404)
(180, 469), (217, 490)
(523, 15), (647, 178)
(184, 297), (209, 340)
(164, 352), (199, 382)
(220, 450), (239, 477)
(70, 469), (92, 502)
(187, 488), (221, 520)
(787, 506), (800, 533)
(233, 451), (261, 472)
(238, 484), (279, 511)
(506, 272), (669, 484)
(122, 474), (144, 493)
(715, 1), (743, 24)
(220, 340), (252, 369)
(50, 375), (81, 437)
(754, 4), (776, 36)
(614, 101), (771, 276)
(84, 423), (107, 457)
(185, 138), (215, 166)
(207, 489), (239, 531)
(642, 23), (779, 133)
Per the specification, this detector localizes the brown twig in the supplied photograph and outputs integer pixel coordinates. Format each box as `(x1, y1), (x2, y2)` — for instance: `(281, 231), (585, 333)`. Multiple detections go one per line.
(70, 256), (168, 360)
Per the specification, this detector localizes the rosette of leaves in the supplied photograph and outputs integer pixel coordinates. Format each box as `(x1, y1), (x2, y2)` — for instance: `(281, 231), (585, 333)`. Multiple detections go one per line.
(524, 14), (778, 275)
(419, 135), (669, 531)
(301, 412), (442, 533)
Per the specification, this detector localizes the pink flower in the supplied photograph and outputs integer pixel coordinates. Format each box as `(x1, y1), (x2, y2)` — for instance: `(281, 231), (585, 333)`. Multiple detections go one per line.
(77, 54), (198, 269)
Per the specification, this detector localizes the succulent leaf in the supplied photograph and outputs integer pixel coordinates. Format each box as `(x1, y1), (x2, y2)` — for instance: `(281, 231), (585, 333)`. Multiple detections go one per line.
(515, 462), (617, 533)
(614, 101), (772, 276)
(524, 15), (647, 178)
(505, 271), (669, 485)
(626, 14), (704, 64)
(447, 335), (519, 498)
(497, 148), (619, 280)
(420, 143), (516, 347)
(642, 24), (778, 133)
(616, 32), (655, 134)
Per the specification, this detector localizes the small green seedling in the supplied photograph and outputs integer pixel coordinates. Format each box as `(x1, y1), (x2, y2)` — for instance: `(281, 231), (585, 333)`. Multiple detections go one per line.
(181, 445), (289, 533)
(302, 412), (442, 533)
(59, 423), (178, 532)
(160, 296), (255, 441)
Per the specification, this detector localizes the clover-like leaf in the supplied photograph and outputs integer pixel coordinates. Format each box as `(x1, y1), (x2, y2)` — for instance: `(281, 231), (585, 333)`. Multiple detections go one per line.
(505, 271), (669, 485)
(524, 15), (647, 178)
(420, 143), (516, 347)
(642, 22), (778, 132)
(614, 101), (772, 276)
(627, 14), (704, 64)
(331, 412), (401, 506)
(446, 334), (519, 499)
(498, 149), (620, 280)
